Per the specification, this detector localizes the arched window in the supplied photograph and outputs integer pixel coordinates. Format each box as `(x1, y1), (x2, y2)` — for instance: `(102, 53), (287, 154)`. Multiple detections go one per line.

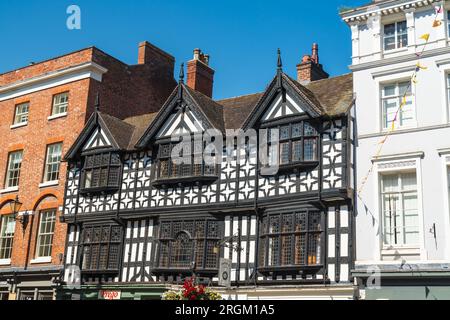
(170, 232), (193, 269)
(157, 220), (220, 272)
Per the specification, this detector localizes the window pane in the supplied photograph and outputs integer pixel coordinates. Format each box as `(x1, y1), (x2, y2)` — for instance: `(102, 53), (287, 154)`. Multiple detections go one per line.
(279, 142), (290, 165)
(383, 85), (396, 97)
(384, 23), (396, 37)
(292, 141), (302, 162)
(383, 98), (398, 129)
(292, 123), (302, 138)
(303, 139), (317, 161)
(398, 82), (411, 96)
(280, 126), (290, 140)
(304, 122), (317, 136)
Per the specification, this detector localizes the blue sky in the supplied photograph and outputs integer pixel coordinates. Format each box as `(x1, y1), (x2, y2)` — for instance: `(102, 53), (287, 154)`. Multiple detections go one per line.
(0, 0), (366, 100)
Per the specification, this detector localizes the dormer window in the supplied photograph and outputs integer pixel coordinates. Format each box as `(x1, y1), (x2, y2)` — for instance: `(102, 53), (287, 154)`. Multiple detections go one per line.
(265, 121), (319, 172)
(81, 152), (121, 192)
(383, 21), (407, 51)
(154, 140), (217, 186)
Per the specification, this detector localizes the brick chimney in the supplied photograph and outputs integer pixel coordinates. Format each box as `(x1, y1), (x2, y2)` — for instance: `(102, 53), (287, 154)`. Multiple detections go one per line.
(296, 43), (329, 85)
(186, 49), (215, 98)
(138, 41), (175, 71)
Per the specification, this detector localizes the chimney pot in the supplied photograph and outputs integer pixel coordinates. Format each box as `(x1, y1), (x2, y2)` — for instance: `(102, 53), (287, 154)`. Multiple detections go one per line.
(296, 43), (329, 85)
(311, 43), (319, 64)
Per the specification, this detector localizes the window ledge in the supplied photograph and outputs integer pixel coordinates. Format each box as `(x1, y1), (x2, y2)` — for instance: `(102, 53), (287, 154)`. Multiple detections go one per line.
(48, 112), (67, 121)
(0, 259), (11, 266)
(258, 265), (323, 275)
(0, 186), (19, 194)
(30, 257), (52, 264)
(382, 247), (421, 256)
(39, 181), (59, 188)
(259, 161), (319, 176)
(153, 175), (218, 188)
(10, 122), (28, 129)
(383, 47), (408, 55)
(80, 186), (119, 195)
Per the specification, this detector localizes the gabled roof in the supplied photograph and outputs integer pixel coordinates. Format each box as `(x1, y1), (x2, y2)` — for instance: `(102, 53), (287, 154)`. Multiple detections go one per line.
(65, 70), (354, 159)
(135, 83), (226, 149)
(240, 71), (326, 130)
(64, 111), (135, 160)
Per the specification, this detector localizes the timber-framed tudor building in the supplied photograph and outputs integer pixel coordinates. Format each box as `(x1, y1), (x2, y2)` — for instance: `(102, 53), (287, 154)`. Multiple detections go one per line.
(58, 47), (356, 300)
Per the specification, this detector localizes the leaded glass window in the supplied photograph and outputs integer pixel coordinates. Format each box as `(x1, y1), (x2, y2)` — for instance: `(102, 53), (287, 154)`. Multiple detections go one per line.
(260, 211), (323, 268)
(156, 140), (217, 180)
(158, 219), (220, 271)
(81, 152), (121, 191)
(266, 121), (319, 168)
(81, 225), (122, 272)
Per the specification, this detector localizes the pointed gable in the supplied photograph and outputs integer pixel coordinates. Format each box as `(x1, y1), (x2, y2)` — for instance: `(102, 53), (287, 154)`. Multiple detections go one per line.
(83, 127), (112, 151)
(136, 83), (224, 148)
(64, 112), (135, 160)
(241, 72), (324, 130)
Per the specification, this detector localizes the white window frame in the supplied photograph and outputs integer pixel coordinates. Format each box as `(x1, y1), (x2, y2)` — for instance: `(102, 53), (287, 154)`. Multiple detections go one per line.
(5, 150), (23, 189)
(13, 102), (29, 126)
(51, 92), (69, 116)
(43, 143), (62, 183)
(0, 214), (16, 261)
(446, 73), (450, 123)
(439, 148), (450, 260)
(35, 209), (57, 259)
(372, 153), (426, 262)
(383, 20), (408, 52)
(380, 172), (419, 248)
(380, 80), (416, 131)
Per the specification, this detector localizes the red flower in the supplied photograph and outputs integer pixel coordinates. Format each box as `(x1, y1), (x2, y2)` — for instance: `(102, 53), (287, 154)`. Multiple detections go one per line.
(190, 295), (197, 300)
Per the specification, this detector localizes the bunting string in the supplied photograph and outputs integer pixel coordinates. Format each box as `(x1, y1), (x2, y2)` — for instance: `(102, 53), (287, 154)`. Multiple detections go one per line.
(357, 4), (443, 197)
(356, 3), (444, 236)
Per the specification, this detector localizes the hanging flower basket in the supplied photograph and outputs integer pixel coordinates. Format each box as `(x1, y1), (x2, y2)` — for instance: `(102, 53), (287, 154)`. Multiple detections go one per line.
(162, 277), (222, 300)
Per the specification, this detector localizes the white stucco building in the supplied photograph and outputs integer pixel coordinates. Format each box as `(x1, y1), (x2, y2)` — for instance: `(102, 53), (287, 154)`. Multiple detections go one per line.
(341, 0), (450, 299)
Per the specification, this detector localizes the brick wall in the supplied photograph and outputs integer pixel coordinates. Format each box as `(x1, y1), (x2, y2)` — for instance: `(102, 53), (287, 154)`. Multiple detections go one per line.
(0, 42), (176, 272)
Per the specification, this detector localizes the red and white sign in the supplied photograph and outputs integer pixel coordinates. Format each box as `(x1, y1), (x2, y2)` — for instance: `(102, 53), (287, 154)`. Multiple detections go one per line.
(98, 290), (121, 300)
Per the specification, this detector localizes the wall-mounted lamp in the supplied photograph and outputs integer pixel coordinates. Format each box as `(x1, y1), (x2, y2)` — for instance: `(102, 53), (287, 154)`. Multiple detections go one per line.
(9, 195), (27, 228)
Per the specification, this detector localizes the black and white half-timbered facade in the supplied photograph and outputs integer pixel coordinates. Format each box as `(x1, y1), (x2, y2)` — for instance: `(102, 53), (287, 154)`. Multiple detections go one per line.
(58, 53), (356, 300)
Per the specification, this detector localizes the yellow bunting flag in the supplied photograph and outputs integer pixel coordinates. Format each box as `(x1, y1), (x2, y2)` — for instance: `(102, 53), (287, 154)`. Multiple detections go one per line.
(420, 33), (430, 41)
(433, 20), (442, 28)
(412, 75), (418, 84)
(416, 63), (427, 70)
(391, 120), (396, 131)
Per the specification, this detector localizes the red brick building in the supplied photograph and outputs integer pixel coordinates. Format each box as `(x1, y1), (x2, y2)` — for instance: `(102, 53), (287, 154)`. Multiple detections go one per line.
(0, 41), (176, 300)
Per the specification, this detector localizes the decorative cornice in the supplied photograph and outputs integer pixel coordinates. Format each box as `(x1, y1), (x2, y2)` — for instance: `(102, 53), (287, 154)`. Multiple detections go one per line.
(0, 62), (108, 101)
(372, 151), (424, 162)
(341, 0), (440, 24)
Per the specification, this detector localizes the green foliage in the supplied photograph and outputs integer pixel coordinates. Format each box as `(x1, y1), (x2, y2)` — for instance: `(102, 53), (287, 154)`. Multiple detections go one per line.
(162, 277), (223, 301)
